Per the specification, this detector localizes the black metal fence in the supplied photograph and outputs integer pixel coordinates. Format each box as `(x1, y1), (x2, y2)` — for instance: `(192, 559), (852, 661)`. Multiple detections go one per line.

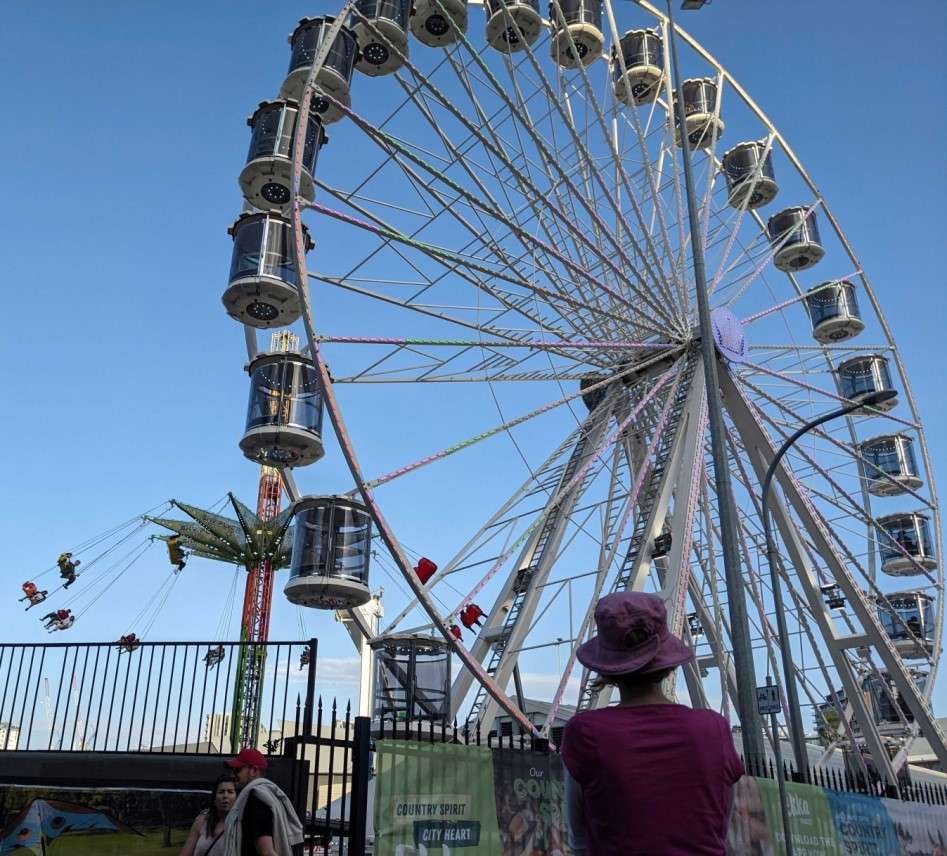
(743, 754), (947, 807)
(284, 698), (371, 856)
(0, 639), (314, 753)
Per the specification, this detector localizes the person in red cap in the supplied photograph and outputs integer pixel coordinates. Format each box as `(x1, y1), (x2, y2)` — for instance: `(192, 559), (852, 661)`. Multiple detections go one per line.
(560, 591), (744, 856)
(221, 748), (302, 855)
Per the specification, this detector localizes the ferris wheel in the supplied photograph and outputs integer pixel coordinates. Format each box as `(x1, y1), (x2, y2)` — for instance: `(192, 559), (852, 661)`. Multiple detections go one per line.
(223, 0), (946, 781)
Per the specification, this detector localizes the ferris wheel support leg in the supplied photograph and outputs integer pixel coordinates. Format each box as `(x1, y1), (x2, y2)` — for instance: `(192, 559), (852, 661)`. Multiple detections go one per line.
(449, 396), (616, 725)
(589, 370), (706, 710)
(720, 372), (947, 780)
(686, 569), (739, 709)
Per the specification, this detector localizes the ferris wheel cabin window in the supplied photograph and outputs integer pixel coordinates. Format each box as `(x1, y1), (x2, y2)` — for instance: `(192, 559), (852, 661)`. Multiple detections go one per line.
(285, 497), (373, 609)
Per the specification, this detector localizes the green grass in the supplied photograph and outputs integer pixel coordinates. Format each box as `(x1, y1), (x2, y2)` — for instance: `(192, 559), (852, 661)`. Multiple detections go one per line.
(45, 828), (190, 854)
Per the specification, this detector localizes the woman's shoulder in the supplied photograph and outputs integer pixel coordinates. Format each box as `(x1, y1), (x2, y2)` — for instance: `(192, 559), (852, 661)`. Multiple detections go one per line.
(191, 809), (209, 827)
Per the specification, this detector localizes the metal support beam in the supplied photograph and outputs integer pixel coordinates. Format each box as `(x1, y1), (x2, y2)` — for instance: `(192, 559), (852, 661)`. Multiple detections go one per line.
(590, 368), (706, 708)
(452, 396), (615, 725)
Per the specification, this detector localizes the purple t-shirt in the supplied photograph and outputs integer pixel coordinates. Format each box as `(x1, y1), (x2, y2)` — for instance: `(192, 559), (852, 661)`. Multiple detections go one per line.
(560, 704), (744, 856)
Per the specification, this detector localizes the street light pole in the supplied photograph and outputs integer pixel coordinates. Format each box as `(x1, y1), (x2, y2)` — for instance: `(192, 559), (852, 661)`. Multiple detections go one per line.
(760, 390), (897, 777)
(665, 0), (764, 764)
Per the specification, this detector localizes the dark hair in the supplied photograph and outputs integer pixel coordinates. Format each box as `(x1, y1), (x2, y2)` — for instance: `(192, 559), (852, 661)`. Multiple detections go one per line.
(590, 667), (674, 695)
(206, 773), (237, 833)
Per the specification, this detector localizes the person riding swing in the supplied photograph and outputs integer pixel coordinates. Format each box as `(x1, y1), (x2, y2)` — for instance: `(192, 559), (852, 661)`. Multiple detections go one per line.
(57, 553), (80, 588)
(167, 536), (188, 572)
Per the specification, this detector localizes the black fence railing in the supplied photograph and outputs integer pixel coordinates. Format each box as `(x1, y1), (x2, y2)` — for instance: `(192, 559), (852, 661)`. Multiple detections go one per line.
(285, 697), (371, 856)
(0, 639), (315, 754)
(743, 754), (947, 807)
(374, 712), (553, 751)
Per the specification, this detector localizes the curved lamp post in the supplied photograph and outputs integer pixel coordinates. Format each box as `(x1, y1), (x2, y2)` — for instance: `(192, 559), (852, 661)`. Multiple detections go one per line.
(761, 389), (898, 776)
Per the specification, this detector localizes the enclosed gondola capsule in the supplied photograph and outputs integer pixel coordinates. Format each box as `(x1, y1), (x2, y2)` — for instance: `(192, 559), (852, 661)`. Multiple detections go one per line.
(721, 141), (778, 209)
(674, 78), (724, 149)
(411, 0), (468, 47)
(876, 591), (935, 659)
(371, 634), (451, 726)
(836, 354), (898, 411)
(878, 511), (937, 576)
(862, 669), (926, 732)
(239, 100), (326, 212)
(805, 280), (864, 343)
(285, 496), (373, 609)
(484, 0), (542, 52)
(281, 17), (358, 125)
(240, 351), (325, 466)
(767, 206), (824, 272)
(223, 213), (312, 328)
(351, 0), (410, 76)
(549, 0), (604, 69)
(859, 434), (922, 497)
(612, 29), (663, 106)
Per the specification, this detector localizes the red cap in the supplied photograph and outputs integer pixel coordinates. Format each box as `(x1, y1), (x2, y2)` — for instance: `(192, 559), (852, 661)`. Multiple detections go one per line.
(225, 747), (269, 771)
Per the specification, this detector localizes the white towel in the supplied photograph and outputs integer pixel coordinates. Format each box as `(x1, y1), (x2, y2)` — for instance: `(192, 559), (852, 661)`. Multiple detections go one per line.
(223, 777), (304, 856)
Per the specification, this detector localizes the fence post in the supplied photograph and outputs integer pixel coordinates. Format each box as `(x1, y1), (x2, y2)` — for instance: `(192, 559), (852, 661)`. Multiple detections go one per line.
(348, 716), (371, 856)
(302, 639), (318, 736)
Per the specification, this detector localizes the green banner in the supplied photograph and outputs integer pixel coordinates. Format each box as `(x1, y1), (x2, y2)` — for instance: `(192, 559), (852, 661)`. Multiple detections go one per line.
(374, 740), (502, 855)
(759, 778), (841, 856)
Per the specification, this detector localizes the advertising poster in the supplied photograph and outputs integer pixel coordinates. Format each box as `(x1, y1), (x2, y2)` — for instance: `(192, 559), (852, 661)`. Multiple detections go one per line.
(756, 778), (840, 856)
(870, 798), (947, 856)
(727, 775), (777, 856)
(824, 790), (899, 856)
(373, 740), (502, 856)
(491, 747), (569, 856)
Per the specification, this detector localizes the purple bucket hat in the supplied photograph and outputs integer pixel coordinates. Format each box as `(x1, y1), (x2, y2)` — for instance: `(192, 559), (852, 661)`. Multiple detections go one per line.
(576, 591), (694, 676)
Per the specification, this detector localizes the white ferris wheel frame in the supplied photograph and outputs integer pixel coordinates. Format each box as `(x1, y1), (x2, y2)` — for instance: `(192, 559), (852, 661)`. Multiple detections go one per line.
(233, 0), (947, 781)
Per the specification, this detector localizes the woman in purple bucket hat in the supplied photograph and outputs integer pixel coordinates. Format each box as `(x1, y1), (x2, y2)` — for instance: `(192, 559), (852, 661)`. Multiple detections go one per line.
(561, 591), (744, 855)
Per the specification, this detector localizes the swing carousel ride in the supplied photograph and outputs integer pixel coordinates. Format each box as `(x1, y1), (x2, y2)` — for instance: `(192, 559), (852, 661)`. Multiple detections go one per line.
(17, 0), (947, 780)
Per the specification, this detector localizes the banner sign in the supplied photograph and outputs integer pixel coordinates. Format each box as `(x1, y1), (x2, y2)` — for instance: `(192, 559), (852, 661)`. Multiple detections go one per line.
(373, 740), (947, 856)
(374, 740), (501, 855)
(491, 748), (569, 856)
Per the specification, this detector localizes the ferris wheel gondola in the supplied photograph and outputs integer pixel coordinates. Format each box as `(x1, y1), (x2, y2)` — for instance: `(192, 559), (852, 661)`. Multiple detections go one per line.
(225, 0), (945, 780)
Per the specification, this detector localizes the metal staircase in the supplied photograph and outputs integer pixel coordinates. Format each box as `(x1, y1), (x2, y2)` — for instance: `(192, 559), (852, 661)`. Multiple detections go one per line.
(576, 351), (698, 710)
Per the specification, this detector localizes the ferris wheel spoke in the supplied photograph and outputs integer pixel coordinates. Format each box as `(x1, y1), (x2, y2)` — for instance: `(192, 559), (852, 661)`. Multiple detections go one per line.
(344, 26), (679, 334)
(449, 387), (622, 721)
(443, 8), (686, 329)
(602, 0), (688, 316)
(351, 363), (644, 494)
(327, 99), (679, 338)
(720, 199), (822, 305)
(381, 417), (595, 635)
(739, 359), (920, 431)
(322, 166), (596, 340)
(392, 73), (607, 332)
(738, 374), (932, 510)
(438, 58), (624, 341)
(542, 13), (684, 316)
(705, 132), (776, 286)
(310, 188), (637, 343)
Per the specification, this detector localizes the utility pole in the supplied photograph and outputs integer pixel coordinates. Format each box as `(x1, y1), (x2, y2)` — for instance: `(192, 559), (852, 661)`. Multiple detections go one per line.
(666, 0), (764, 764)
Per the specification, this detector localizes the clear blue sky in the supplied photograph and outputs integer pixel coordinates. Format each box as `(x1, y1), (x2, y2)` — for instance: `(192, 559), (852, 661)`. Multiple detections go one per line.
(1, 0), (945, 717)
